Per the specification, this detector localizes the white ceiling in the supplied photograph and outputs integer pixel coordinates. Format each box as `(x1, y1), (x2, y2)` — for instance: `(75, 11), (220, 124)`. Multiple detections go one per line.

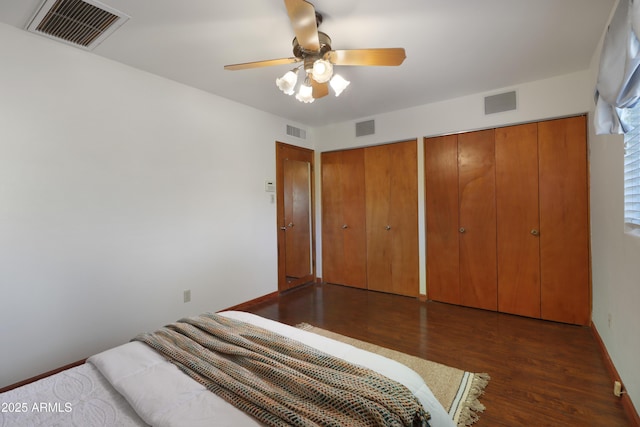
(0, 0), (615, 127)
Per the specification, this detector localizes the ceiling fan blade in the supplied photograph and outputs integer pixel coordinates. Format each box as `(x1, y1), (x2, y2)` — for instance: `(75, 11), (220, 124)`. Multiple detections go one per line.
(325, 48), (407, 66)
(284, 0), (320, 52)
(311, 78), (329, 99)
(224, 57), (301, 71)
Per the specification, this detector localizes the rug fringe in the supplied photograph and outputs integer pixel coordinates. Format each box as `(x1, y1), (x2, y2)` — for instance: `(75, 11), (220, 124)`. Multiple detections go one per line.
(295, 322), (490, 426)
(296, 322), (313, 331)
(457, 373), (490, 427)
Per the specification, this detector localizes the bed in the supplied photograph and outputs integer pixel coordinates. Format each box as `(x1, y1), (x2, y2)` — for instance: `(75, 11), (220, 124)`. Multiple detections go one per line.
(0, 311), (454, 427)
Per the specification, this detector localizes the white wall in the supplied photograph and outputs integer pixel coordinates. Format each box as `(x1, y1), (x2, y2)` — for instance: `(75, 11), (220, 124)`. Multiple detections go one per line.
(314, 70), (593, 296)
(587, 21), (640, 409)
(0, 22), (313, 388)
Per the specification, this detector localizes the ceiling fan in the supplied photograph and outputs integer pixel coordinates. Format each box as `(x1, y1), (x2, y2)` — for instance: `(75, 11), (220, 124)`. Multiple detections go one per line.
(223, 0), (406, 103)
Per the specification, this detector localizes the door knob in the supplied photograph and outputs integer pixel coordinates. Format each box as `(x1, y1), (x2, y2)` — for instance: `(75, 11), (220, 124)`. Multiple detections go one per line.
(288, 222), (294, 227)
(342, 224), (348, 229)
(531, 229), (539, 236)
(459, 227), (466, 233)
(280, 226), (287, 231)
(385, 225), (392, 231)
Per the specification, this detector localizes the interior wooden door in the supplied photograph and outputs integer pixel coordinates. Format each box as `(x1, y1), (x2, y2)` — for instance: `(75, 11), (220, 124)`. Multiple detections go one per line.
(424, 134), (460, 304)
(276, 142), (315, 291)
(458, 129), (497, 310)
(321, 149), (367, 288)
(283, 159), (312, 279)
(365, 140), (419, 296)
(538, 116), (590, 325)
(495, 123), (541, 318)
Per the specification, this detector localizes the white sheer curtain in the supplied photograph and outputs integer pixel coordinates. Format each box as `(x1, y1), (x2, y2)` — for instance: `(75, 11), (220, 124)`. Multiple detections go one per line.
(595, 0), (640, 226)
(594, 0), (640, 134)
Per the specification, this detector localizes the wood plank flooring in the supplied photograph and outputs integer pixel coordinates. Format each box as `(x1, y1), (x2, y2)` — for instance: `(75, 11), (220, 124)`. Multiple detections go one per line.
(242, 283), (632, 427)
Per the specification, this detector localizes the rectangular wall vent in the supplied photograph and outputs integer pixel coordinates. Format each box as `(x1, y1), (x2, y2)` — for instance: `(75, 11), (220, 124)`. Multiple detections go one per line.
(484, 91), (517, 115)
(286, 124), (306, 139)
(356, 119), (375, 137)
(26, 0), (129, 50)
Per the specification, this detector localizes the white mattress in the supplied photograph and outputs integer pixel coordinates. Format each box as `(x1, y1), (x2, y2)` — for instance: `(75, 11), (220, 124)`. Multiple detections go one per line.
(1, 311), (453, 427)
(0, 362), (147, 427)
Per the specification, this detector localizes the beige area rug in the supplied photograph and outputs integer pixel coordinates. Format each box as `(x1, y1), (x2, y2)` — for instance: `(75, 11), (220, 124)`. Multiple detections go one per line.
(296, 323), (490, 427)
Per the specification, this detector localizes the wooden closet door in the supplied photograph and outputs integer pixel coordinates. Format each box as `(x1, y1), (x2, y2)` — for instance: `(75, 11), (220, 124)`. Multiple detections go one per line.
(538, 116), (590, 325)
(365, 141), (419, 296)
(495, 123), (541, 318)
(388, 141), (419, 296)
(321, 149), (367, 288)
(425, 135), (460, 304)
(458, 130), (497, 311)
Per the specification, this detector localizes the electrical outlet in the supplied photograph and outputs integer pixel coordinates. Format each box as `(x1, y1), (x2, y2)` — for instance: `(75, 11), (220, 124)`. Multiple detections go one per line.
(614, 381), (623, 397)
(183, 289), (191, 303)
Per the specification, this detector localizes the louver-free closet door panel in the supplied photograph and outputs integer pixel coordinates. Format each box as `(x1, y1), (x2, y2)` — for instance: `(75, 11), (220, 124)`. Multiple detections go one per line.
(495, 123), (541, 318)
(365, 141), (419, 297)
(425, 134), (461, 304)
(457, 129), (498, 311)
(321, 149), (367, 288)
(538, 116), (590, 325)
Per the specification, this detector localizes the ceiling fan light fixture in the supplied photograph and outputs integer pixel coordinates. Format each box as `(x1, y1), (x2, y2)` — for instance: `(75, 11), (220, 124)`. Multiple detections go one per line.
(330, 74), (350, 97)
(276, 69), (299, 95)
(311, 59), (333, 83)
(224, 2), (406, 104)
(296, 78), (315, 103)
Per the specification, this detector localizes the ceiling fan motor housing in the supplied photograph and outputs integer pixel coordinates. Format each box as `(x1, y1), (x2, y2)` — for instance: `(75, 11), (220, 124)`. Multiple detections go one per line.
(293, 31), (332, 59)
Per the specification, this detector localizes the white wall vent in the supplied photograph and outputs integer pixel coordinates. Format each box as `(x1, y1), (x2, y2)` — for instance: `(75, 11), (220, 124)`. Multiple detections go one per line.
(26, 0), (130, 50)
(484, 91), (517, 115)
(286, 125), (306, 139)
(356, 119), (375, 137)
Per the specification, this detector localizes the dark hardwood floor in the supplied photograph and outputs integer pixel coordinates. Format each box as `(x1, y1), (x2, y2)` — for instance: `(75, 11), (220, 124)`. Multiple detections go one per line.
(242, 283), (632, 427)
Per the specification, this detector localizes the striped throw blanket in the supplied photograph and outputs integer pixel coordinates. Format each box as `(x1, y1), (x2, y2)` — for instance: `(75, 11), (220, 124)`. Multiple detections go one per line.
(134, 313), (430, 427)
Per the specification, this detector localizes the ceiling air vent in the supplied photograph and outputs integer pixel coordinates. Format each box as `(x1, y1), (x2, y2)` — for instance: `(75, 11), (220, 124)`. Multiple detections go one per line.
(26, 0), (129, 50)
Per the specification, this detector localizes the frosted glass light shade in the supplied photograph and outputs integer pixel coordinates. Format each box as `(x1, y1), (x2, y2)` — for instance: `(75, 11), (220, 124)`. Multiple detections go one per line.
(295, 83), (314, 103)
(330, 74), (350, 96)
(311, 59), (333, 83)
(276, 70), (298, 95)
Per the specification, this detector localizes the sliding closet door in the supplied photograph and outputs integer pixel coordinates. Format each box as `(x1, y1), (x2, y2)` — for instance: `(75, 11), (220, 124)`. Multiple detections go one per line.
(425, 134), (460, 304)
(457, 130), (497, 311)
(495, 123), (541, 318)
(321, 149), (367, 288)
(538, 116), (590, 325)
